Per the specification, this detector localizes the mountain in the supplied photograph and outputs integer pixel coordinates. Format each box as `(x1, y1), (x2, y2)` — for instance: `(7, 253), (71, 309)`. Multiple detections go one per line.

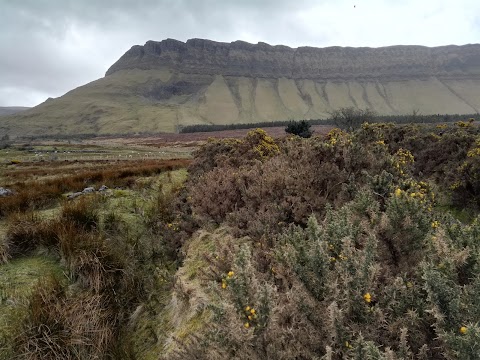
(0, 107), (30, 116)
(2, 39), (480, 137)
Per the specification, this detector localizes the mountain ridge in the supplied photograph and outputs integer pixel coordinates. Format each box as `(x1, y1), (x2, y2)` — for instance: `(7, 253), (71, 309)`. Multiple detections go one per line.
(106, 39), (480, 81)
(2, 38), (480, 137)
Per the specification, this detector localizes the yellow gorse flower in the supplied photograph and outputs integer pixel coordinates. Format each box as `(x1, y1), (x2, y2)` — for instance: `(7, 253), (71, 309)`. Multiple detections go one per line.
(460, 326), (468, 334)
(363, 293), (372, 303)
(227, 271), (234, 278)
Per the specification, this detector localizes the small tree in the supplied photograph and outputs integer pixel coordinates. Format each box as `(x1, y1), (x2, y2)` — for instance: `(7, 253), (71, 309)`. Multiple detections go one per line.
(285, 120), (313, 138)
(330, 107), (376, 132)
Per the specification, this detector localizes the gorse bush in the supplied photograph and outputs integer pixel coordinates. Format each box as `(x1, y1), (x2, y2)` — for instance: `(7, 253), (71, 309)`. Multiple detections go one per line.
(190, 128), (393, 238)
(167, 123), (480, 359)
(178, 187), (480, 359)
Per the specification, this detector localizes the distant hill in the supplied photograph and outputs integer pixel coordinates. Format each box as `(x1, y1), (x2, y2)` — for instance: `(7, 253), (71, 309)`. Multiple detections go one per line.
(2, 39), (480, 137)
(0, 107), (30, 116)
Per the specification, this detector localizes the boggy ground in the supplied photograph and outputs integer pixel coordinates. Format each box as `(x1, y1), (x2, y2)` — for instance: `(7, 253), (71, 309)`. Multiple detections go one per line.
(2, 122), (480, 359)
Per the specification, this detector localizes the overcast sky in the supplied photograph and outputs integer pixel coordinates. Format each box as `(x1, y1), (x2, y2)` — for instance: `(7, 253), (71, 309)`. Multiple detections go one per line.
(1, 0), (480, 107)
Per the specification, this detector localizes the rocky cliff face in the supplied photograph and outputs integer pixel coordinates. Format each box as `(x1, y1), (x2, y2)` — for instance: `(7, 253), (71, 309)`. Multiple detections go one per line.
(3, 39), (480, 137)
(106, 39), (480, 81)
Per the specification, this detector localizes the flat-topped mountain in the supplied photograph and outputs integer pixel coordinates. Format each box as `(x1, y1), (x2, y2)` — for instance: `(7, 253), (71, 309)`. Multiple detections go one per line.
(2, 39), (480, 137)
(107, 39), (480, 80)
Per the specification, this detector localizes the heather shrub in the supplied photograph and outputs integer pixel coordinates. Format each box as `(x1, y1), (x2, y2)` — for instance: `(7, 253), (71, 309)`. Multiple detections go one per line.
(189, 129), (279, 179)
(189, 129), (393, 238)
(447, 138), (480, 208)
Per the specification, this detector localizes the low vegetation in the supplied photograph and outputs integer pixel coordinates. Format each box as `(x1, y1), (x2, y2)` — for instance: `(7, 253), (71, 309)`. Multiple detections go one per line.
(0, 159), (189, 218)
(2, 121), (480, 359)
(179, 111), (480, 133)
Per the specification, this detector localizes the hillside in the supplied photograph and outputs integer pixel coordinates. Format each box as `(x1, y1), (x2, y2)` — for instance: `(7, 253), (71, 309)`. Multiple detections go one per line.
(2, 39), (480, 137)
(0, 107), (30, 116)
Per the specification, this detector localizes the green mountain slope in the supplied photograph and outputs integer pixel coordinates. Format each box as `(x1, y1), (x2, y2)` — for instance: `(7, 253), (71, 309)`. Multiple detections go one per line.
(2, 39), (480, 137)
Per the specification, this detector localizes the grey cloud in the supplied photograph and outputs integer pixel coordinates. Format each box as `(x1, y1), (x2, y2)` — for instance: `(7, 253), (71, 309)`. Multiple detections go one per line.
(1, 0), (320, 106)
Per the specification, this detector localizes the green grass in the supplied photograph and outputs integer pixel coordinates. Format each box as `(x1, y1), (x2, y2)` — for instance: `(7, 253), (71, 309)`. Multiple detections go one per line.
(1, 69), (182, 137)
(0, 256), (66, 359)
(0, 166), (190, 359)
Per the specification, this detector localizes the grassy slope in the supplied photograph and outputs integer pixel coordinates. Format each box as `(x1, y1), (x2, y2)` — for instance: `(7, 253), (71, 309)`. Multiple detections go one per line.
(0, 107), (30, 116)
(2, 68), (480, 138)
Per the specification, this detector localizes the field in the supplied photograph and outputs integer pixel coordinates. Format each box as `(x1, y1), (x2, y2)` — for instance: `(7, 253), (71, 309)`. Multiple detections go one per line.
(1, 122), (480, 359)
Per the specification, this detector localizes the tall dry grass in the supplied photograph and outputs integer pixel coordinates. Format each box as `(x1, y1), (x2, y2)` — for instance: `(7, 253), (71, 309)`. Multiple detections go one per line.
(0, 158), (190, 218)
(6, 190), (162, 359)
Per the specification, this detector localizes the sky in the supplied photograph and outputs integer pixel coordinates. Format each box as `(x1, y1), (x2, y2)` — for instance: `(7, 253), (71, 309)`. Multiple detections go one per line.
(1, 0), (480, 107)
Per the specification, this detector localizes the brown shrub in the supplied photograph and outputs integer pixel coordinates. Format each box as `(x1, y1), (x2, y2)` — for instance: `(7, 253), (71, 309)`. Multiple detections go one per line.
(189, 131), (391, 238)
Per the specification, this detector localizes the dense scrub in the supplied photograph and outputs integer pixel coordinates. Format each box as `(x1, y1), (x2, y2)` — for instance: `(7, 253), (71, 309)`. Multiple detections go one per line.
(167, 125), (480, 359)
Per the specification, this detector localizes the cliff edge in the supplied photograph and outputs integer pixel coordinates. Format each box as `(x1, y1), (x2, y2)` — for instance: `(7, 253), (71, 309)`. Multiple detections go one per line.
(106, 39), (480, 80)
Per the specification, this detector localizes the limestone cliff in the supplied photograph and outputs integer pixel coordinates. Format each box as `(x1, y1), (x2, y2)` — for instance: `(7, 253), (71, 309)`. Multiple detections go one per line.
(106, 39), (480, 80)
(2, 39), (480, 137)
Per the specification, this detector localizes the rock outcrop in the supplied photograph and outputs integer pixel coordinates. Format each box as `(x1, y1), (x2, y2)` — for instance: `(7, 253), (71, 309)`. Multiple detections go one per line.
(2, 39), (480, 137)
(107, 38), (480, 81)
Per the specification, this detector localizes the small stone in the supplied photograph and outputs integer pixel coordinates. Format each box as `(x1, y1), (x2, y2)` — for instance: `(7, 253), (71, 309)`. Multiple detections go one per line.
(67, 192), (83, 200)
(0, 187), (14, 197)
(82, 187), (95, 194)
(98, 185), (108, 192)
